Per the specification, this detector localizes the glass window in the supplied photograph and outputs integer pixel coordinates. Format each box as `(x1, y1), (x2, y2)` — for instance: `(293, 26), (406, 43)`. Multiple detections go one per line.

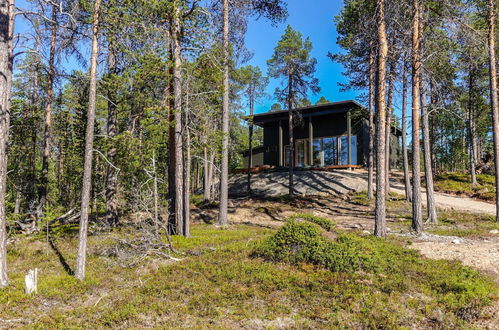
(351, 135), (357, 165)
(323, 137), (338, 166)
(284, 145), (290, 167)
(295, 140), (309, 167)
(312, 139), (322, 166)
(340, 136), (349, 165)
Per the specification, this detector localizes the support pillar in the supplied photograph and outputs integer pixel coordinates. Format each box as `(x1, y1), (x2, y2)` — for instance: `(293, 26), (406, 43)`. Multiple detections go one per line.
(309, 117), (313, 167)
(278, 120), (283, 166)
(347, 110), (352, 168)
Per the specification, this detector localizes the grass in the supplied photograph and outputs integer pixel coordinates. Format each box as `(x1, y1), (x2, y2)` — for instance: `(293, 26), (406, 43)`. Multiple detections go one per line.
(0, 218), (497, 328)
(288, 213), (335, 231)
(435, 172), (496, 201)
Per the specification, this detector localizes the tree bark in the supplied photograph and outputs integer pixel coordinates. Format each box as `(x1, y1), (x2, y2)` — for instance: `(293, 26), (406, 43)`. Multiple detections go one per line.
(411, 0), (423, 234)
(0, 0), (15, 288)
(385, 62), (395, 194)
(468, 67), (478, 185)
(183, 123), (191, 237)
(401, 61), (412, 202)
(218, 0), (230, 226)
(288, 76), (294, 196)
(38, 3), (58, 221)
(172, 1), (184, 234)
(105, 46), (118, 226)
(166, 23), (176, 234)
(203, 145), (211, 201)
(247, 84), (254, 195)
(75, 0), (101, 281)
(374, 0), (388, 237)
(367, 42), (375, 200)
(421, 80), (437, 224)
(487, 0), (499, 222)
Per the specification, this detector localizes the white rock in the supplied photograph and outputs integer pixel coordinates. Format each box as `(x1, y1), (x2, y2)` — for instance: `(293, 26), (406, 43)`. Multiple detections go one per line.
(489, 229), (499, 234)
(452, 239), (462, 245)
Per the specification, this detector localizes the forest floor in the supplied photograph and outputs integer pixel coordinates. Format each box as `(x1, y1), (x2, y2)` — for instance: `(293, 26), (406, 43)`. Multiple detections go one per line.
(0, 191), (498, 328)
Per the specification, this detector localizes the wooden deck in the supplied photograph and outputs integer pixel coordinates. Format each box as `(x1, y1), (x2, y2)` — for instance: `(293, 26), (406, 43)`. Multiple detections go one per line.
(233, 165), (362, 174)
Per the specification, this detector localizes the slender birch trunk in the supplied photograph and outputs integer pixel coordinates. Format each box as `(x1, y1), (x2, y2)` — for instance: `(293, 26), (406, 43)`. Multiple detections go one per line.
(411, 0), (423, 234)
(218, 0), (230, 226)
(401, 62), (412, 202)
(374, 0), (388, 237)
(367, 42), (375, 200)
(75, 0), (101, 281)
(421, 80), (437, 224)
(0, 0), (15, 288)
(38, 3), (58, 221)
(487, 0), (499, 222)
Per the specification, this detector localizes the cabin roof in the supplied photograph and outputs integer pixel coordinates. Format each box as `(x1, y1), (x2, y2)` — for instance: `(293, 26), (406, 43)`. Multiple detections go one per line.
(251, 100), (364, 125)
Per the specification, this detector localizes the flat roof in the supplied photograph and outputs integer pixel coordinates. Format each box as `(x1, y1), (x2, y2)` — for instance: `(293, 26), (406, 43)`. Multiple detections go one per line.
(251, 100), (364, 125)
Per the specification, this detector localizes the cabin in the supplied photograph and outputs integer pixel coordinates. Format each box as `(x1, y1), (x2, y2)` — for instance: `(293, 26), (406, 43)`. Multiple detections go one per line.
(243, 100), (402, 170)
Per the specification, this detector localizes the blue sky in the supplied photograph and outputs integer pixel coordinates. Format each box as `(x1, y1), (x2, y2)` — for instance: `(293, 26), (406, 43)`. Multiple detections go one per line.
(245, 0), (361, 114)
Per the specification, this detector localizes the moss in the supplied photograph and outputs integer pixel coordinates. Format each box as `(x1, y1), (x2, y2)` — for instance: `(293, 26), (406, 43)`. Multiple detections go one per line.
(435, 172), (496, 201)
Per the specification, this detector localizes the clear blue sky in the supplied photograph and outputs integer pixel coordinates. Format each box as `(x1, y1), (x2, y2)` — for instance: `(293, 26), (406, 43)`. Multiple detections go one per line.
(245, 0), (361, 114)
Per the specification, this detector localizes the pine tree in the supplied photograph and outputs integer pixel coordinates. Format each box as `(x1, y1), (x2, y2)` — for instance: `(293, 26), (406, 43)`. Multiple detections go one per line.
(267, 25), (320, 196)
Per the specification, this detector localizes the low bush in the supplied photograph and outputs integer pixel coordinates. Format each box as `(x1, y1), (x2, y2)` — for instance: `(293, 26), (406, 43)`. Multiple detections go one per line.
(288, 213), (335, 231)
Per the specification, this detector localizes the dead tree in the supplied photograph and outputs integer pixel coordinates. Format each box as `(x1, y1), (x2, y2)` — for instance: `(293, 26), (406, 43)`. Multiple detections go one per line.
(75, 0), (102, 281)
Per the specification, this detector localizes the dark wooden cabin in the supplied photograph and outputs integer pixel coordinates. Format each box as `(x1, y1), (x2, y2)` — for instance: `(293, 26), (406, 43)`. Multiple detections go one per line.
(243, 100), (402, 169)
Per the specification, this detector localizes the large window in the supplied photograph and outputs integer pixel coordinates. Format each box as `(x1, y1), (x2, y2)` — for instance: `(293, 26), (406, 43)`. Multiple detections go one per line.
(284, 135), (357, 167)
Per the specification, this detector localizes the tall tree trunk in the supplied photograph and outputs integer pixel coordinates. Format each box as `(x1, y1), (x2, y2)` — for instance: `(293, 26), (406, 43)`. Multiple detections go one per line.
(218, 0), (230, 226)
(38, 4), (58, 220)
(105, 47), (118, 226)
(247, 84), (254, 195)
(203, 145), (211, 201)
(152, 151), (159, 235)
(488, 0), (499, 222)
(401, 61), (412, 202)
(172, 1), (184, 234)
(411, 0), (423, 234)
(183, 125), (191, 237)
(288, 77), (294, 196)
(0, 0), (15, 288)
(367, 42), (375, 200)
(75, 0), (101, 281)
(468, 67), (478, 185)
(374, 0), (388, 237)
(166, 24), (176, 234)
(29, 36), (40, 209)
(385, 62), (395, 194)
(421, 80), (437, 224)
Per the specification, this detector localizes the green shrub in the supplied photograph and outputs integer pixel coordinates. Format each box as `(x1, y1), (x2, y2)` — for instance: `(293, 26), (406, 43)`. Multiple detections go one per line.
(289, 213), (335, 231)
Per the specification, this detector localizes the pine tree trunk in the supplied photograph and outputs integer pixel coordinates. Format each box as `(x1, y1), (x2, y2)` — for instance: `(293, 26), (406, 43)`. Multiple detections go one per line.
(421, 81), (437, 224)
(166, 24), (176, 234)
(203, 145), (211, 201)
(367, 43), (375, 200)
(468, 68), (478, 185)
(374, 0), (388, 237)
(218, 0), (230, 226)
(288, 77), (294, 196)
(411, 0), (423, 234)
(29, 37), (40, 209)
(487, 0), (499, 222)
(172, 1), (184, 234)
(0, 0), (15, 288)
(38, 4), (58, 221)
(385, 63), (395, 194)
(105, 46), (118, 227)
(401, 62), (412, 202)
(183, 125), (191, 237)
(75, 0), (101, 281)
(247, 85), (254, 195)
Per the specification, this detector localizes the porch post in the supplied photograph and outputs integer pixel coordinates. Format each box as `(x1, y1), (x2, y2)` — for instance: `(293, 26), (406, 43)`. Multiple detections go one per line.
(347, 110), (352, 167)
(309, 117), (313, 166)
(279, 120), (283, 166)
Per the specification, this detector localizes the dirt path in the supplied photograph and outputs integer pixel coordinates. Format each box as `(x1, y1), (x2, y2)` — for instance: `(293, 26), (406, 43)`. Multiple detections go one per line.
(391, 185), (496, 216)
